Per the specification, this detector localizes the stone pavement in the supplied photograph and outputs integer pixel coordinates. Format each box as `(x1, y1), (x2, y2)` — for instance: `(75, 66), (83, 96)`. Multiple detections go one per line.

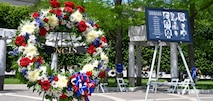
(0, 84), (213, 101)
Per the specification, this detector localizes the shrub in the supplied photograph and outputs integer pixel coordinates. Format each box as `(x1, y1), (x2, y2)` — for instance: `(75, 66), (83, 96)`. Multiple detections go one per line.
(0, 3), (32, 29)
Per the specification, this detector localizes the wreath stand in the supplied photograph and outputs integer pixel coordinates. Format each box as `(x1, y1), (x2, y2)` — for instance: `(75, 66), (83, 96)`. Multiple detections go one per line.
(144, 42), (200, 101)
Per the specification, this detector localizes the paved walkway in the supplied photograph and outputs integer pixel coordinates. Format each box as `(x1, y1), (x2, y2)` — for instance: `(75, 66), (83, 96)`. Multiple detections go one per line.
(0, 84), (212, 101)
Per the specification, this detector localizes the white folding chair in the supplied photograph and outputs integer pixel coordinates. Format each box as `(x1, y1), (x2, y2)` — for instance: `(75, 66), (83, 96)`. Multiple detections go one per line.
(116, 78), (128, 92)
(97, 83), (108, 93)
(178, 79), (190, 95)
(167, 78), (179, 93)
(149, 78), (157, 92)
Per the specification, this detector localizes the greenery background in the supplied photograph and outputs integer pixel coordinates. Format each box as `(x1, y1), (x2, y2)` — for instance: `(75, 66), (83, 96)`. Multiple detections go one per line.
(1, 0), (213, 86)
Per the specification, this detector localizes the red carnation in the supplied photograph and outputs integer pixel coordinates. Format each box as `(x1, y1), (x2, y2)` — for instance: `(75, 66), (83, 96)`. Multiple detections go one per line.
(94, 23), (99, 28)
(32, 12), (39, 19)
(38, 80), (42, 85)
(15, 35), (25, 46)
(64, 2), (74, 8)
(38, 55), (43, 64)
(76, 6), (85, 13)
(54, 76), (59, 81)
(99, 70), (106, 78)
(60, 94), (68, 99)
(41, 80), (50, 91)
(54, 8), (62, 16)
(87, 45), (96, 55)
(49, 9), (54, 13)
(78, 21), (87, 32)
(39, 27), (47, 36)
(86, 71), (92, 77)
(63, 15), (68, 19)
(50, 0), (60, 8)
(31, 57), (36, 63)
(100, 36), (107, 43)
(19, 57), (31, 67)
(64, 7), (73, 13)
(43, 18), (49, 23)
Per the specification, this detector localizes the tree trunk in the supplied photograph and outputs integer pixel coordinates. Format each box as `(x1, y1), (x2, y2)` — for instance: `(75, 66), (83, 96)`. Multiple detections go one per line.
(188, 2), (196, 69)
(114, 0), (123, 78)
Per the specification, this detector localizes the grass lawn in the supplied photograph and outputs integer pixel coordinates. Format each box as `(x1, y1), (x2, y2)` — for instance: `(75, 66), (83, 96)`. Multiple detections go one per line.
(4, 77), (23, 84)
(4, 77), (213, 89)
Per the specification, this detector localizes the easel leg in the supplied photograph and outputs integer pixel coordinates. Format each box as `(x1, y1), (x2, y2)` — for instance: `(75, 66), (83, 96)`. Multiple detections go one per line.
(145, 43), (159, 101)
(154, 44), (162, 98)
(177, 45), (200, 101)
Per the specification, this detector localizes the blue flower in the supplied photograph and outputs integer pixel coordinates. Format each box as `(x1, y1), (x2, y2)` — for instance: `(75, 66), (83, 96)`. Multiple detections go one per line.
(87, 19), (94, 26)
(8, 49), (20, 56)
(22, 69), (28, 77)
(92, 38), (101, 47)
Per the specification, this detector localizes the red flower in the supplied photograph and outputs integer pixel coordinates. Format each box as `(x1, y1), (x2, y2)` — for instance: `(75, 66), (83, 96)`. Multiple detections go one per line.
(19, 57), (31, 67)
(64, 1), (74, 8)
(32, 12), (39, 19)
(54, 76), (59, 81)
(41, 80), (50, 91)
(49, 9), (54, 13)
(39, 27), (47, 36)
(63, 15), (68, 19)
(94, 23), (99, 28)
(54, 8), (62, 16)
(15, 35), (25, 46)
(31, 57), (36, 63)
(87, 45), (96, 55)
(43, 18), (49, 23)
(38, 80), (42, 85)
(38, 55), (43, 64)
(64, 7), (73, 13)
(99, 70), (106, 78)
(86, 71), (92, 77)
(100, 36), (107, 43)
(50, 0), (60, 8)
(78, 21), (87, 32)
(76, 6), (85, 13)
(60, 94), (68, 99)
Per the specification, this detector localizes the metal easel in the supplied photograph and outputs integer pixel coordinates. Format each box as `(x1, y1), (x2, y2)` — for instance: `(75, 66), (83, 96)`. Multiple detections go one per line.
(144, 42), (200, 101)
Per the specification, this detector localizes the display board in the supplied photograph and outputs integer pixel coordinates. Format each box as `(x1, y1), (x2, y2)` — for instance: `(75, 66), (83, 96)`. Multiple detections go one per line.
(145, 8), (192, 43)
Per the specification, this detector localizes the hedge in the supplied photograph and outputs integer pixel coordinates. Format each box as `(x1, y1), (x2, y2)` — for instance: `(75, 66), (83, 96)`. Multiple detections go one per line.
(0, 3), (32, 29)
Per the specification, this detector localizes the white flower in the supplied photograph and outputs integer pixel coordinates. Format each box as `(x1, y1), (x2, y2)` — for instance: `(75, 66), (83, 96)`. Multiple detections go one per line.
(101, 52), (109, 63)
(27, 69), (40, 82)
(18, 46), (25, 52)
(39, 66), (47, 74)
(23, 44), (38, 56)
(55, 75), (68, 89)
(85, 23), (93, 33)
(21, 21), (36, 34)
(70, 10), (83, 22)
(86, 30), (99, 43)
(46, 15), (59, 28)
(27, 35), (37, 45)
(81, 63), (94, 73)
(37, 74), (48, 81)
(39, 9), (49, 19)
(92, 60), (99, 67)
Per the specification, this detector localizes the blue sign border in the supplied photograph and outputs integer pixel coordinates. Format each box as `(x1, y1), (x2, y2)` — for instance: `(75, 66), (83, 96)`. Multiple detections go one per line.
(145, 8), (192, 43)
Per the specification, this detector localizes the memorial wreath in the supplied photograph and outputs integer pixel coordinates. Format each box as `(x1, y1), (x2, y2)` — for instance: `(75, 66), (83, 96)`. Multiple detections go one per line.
(11, 0), (109, 101)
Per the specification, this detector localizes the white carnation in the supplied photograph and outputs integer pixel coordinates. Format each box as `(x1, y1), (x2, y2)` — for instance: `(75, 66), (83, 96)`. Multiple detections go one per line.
(23, 44), (38, 56)
(101, 52), (109, 63)
(55, 75), (68, 89)
(70, 10), (83, 22)
(27, 69), (40, 82)
(81, 63), (94, 73)
(86, 30), (99, 43)
(21, 21), (36, 34)
(46, 15), (59, 28)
